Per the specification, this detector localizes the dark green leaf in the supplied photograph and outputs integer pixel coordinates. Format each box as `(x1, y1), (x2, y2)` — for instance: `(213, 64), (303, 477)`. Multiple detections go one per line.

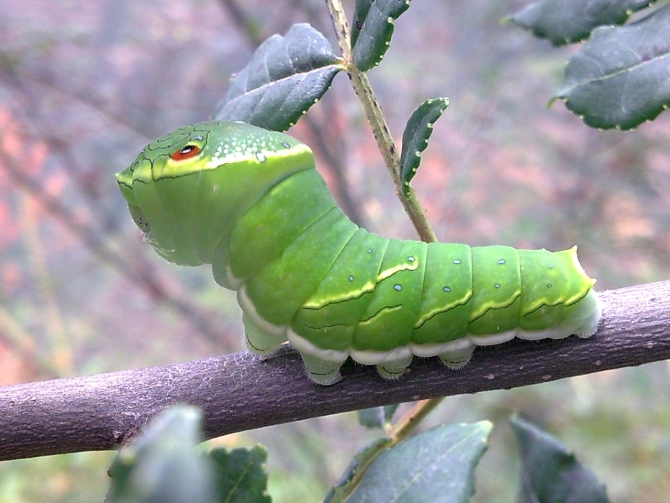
(107, 405), (217, 503)
(213, 23), (342, 132)
(400, 97), (449, 197)
(351, 0), (373, 48)
(352, 0), (411, 71)
(505, 0), (656, 46)
(324, 437), (393, 503)
(209, 445), (271, 503)
(556, 5), (670, 130)
(347, 421), (492, 503)
(511, 414), (610, 503)
(357, 404), (399, 429)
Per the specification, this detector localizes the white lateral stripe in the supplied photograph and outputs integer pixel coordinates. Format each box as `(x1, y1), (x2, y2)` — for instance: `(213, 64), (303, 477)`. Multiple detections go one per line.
(280, 292), (602, 364)
(409, 338), (473, 357)
(225, 264), (244, 290)
(286, 322), (592, 363)
(349, 346), (412, 365)
(467, 330), (517, 346)
(237, 286), (286, 337)
(516, 327), (567, 340)
(287, 329), (349, 363)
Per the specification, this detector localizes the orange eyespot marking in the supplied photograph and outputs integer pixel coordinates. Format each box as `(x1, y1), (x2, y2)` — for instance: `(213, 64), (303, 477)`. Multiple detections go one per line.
(170, 144), (201, 161)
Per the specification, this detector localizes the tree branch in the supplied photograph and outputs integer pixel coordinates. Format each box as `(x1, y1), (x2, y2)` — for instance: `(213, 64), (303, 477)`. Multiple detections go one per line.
(1, 280), (669, 462)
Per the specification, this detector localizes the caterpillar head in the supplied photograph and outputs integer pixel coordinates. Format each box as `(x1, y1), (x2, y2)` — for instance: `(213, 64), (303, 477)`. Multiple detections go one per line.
(116, 121), (314, 266)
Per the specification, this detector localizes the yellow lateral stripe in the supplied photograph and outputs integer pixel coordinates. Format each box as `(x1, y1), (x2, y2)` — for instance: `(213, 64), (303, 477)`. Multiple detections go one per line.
(414, 291), (473, 328)
(376, 260), (419, 281)
(358, 305), (403, 326)
(301, 254), (418, 309)
(302, 281), (377, 308)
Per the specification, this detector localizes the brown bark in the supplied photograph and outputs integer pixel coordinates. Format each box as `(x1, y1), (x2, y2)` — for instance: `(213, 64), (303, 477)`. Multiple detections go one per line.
(1, 280), (669, 461)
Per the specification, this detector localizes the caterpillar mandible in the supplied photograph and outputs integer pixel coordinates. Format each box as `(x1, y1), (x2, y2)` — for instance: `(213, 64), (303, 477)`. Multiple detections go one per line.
(116, 121), (602, 385)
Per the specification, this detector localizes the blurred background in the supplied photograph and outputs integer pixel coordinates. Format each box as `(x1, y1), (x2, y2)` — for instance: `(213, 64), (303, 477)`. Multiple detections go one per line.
(1, 0), (669, 501)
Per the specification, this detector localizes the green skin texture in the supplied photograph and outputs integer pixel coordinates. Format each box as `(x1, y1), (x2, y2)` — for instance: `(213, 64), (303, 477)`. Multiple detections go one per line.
(116, 121), (602, 385)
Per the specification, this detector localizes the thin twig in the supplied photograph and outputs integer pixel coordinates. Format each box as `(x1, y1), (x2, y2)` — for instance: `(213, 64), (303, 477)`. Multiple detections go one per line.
(0, 280), (668, 461)
(324, 0), (443, 462)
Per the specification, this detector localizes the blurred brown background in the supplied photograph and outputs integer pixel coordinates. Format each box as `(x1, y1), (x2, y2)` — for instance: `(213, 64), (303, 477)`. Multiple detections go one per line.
(1, 1), (669, 502)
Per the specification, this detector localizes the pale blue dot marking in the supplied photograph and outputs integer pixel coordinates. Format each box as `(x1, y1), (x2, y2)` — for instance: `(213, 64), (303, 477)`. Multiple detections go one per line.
(548, 264), (554, 269)
(443, 286), (451, 292)
(348, 275), (354, 282)
(498, 259), (506, 264)
(367, 249), (372, 253)
(255, 152), (267, 162)
(281, 142), (291, 149)
(394, 284), (402, 291)
(408, 256), (415, 262)
(494, 283), (500, 288)
(453, 259), (461, 264)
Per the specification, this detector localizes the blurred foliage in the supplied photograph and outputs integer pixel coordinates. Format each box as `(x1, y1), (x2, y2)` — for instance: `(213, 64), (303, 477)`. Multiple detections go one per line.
(0, 0), (669, 502)
(107, 406), (273, 503)
(344, 422), (491, 503)
(511, 414), (609, 503)
(506, 0), (656, 45)
(508, 1), (670, 130)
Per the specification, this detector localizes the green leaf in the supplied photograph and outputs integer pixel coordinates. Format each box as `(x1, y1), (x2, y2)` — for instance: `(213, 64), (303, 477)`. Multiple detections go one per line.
(107, 405), (217, 503)
(351, 0), (411, 71)
(357, 404), (399, 429)
(351, 0), (372, 48)
(212, 23), (342, 132)
(209, 445), (271, 503)
(511, 415), (610, 503)
(400, 97), (449, 197)
(555, 5), (670, 130)
(324, 437), (393, 503)
(347, 421), (492, 503)
(505, 0), (656, 46)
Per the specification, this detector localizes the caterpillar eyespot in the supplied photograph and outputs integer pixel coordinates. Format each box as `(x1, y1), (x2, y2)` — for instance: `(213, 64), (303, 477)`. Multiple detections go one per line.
(116, 120), (602, 385)
(170, 144), (201, 161)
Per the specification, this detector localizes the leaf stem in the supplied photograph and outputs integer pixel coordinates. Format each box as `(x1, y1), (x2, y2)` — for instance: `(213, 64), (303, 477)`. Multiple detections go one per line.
(323, 0), (444, 493)
(325, 0), (352, 60)
(348, 70), (439, 242)
(325, 0), (437, 243)
(388, 398), (444, 445)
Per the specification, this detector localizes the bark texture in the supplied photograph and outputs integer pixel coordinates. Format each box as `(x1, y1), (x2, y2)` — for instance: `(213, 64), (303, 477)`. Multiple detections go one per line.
(1, 280), (669, 461)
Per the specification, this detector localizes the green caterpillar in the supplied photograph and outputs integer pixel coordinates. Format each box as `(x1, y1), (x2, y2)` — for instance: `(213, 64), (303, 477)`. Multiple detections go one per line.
(116, 121), (601, 385)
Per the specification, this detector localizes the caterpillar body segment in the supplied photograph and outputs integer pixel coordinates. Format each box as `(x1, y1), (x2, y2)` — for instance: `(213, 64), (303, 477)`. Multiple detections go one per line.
(116, 121), (601, 385)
